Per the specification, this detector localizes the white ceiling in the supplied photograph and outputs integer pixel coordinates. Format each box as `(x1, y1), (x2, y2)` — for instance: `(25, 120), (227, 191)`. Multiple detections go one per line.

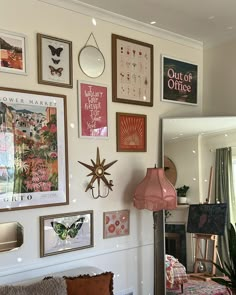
(74, 0), (236, 47)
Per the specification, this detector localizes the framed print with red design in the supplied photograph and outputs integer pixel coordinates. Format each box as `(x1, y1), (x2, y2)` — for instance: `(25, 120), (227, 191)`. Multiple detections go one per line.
(116, 112), (147, 152)
(103, 210), (130, 239)
(0, 87), (68, 212)
(78, 81), (108, 138)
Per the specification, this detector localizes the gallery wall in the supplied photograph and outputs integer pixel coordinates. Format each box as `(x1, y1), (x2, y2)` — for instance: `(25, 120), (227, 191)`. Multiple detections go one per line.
(0, 0), (203, 294)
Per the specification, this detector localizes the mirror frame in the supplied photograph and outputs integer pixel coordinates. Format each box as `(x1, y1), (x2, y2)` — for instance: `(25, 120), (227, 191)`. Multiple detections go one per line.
(78, 45), (105, 78)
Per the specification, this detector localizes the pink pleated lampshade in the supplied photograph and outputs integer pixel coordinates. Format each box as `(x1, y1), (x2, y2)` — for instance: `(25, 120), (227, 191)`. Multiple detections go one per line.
(133, 167), (177, 211)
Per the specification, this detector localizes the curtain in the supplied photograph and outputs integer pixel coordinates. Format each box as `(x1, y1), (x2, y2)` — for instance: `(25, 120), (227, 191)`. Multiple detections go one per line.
(215, 147), (236, 266)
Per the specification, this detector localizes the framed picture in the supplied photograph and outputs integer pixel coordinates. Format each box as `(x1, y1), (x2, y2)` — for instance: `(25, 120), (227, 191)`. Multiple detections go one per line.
(103, 210), (130, 239)
(0, 87), (68, 212)
(78, 81), (108, 138)
(112, 34), (153, 107)
(161, 55), (198, 105)
(116, 112), (147, 152)
(40, 210), (93, 257)
(37, 33), (73, 88)
(0, 29), (27, 75)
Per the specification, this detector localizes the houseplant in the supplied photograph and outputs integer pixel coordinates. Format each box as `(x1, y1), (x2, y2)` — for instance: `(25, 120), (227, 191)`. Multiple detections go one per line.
(212, 223), (236, 294)
(176, 185), (189, 204)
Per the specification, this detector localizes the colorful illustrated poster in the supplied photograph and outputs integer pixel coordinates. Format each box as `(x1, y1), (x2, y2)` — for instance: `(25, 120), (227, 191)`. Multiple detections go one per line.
(0, 88), (68, 211)
(103, 210), (129, 239)
(162, 56), (198, 105)
(79, 81), (108, 138)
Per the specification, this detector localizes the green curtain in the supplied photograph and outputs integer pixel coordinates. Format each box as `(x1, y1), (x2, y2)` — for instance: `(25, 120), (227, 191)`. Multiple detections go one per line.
(215, 147), (236, 266)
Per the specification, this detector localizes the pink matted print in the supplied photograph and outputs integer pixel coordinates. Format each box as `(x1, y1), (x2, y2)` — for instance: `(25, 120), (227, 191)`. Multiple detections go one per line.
(103, 210), (130, 239)
(78, 81), (108, 138)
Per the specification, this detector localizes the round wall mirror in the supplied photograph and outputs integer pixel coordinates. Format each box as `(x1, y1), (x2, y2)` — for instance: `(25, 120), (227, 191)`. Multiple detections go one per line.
(79, 45), (105, 78)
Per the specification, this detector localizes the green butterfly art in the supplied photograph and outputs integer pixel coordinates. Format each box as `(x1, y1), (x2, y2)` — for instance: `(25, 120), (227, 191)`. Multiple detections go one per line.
(51, 217), (85, 240)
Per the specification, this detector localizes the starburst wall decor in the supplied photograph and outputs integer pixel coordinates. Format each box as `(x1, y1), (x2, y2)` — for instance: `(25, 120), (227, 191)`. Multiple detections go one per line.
(78, 147), (117, 199)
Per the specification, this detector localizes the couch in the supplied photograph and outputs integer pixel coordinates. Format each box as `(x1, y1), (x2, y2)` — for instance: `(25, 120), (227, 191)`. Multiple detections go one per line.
(0, 266), (114, 295)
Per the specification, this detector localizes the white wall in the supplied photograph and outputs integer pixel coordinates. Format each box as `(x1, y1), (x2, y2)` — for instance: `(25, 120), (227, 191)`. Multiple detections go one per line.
(0, 0), (203, 293)
(203, 39), (236, 116)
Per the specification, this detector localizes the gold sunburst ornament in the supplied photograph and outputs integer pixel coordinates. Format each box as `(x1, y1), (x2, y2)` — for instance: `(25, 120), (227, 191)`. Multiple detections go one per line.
(78, 147), (117, 199)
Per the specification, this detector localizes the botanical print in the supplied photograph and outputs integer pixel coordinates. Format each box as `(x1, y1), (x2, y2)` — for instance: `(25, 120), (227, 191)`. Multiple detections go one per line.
(41, 211), (93, 257)
(79, 82), (108, 137)
(0, 31), (26, 74)
(116, 39), (151, 102)
(0, 88), (67, 211)
(103, 210), (129, 239)
(162, 56), (198, 105)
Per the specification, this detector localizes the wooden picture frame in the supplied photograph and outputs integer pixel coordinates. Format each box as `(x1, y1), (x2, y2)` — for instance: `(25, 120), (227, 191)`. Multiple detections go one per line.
(161, 55), (198, 105)
(116, 112), (147, 152)
(0, 29), (27, 75)
(78, 81), (108, 138)
(103, 210), (130, 239)
(37, 33), (73, 88)
(0, 87), (68, 211)
(40, 210), (93, 257)
(112, 34), (153, 106)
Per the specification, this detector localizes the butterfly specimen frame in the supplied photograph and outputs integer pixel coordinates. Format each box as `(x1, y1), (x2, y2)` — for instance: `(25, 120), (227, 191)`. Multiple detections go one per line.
(0, 29), (27, 75)
(116, 112), (147, 152)
(112, 34), (153, 106)
(0, 87), (68, 212)
(40, 210), (93, 257)
(37, 33), (73, 88)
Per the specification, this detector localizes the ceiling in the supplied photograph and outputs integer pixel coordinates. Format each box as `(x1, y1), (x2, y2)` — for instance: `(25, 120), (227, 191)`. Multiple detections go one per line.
(75, 0), (236, 47)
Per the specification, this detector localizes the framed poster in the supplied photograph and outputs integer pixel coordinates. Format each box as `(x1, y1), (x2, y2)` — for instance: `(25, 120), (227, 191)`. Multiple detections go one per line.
(112, 34), (153, 106)
(103, 210), (130, 239)
(78, 81), (108, 138)
(0, 87), (68, 212)
(37, 33), (73, 88)
(161, 55), (198, 105)
(0, 30), (27, 75)
(116, 112), (147, 152)
(40, 210), (93, 257)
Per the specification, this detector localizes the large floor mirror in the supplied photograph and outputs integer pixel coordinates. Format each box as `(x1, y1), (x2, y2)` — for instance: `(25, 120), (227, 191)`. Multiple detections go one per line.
(162, 116), (236, 280)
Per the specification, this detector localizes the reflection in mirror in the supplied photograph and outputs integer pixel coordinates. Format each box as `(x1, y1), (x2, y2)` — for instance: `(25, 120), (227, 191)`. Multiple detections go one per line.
(0, 222), (23, 252)
(162, 116), (236, 275)
(79, 45), (105, 78)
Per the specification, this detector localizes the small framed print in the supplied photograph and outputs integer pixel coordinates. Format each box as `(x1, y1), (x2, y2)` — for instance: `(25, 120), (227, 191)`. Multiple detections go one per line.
(161, 55), (198, 105)
(0, 30), (27, 75)
(40, 210), (93, 257)
(112, 34), (153, 107)
(103, 210), (130, 239)
(0, 87), (68, 212)
(78, 81), (108, 138)
(116, 112), (147, 152)
(37, 33), (73, 88)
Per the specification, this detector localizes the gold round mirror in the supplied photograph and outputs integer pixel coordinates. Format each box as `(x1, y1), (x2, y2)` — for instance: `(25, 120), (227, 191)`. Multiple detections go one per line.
(78, 45), (105, 78)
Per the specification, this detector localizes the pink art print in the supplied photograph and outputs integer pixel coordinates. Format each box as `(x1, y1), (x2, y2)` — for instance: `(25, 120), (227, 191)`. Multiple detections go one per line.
(103, 210), (130, 239)
(79, 82), (108, 137)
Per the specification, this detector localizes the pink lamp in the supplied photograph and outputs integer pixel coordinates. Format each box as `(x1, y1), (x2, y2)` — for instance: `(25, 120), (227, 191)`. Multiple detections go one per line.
(133, 167), (177, 295)
(133, 167), (177, 211)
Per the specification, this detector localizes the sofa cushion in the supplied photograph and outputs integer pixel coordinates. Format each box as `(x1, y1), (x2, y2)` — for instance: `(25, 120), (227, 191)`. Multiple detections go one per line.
(0, 277), (67, 295)
(64, 272), (114, 295)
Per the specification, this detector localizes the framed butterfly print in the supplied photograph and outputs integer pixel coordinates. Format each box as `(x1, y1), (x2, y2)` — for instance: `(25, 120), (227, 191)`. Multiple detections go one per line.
(40, 210), (94, 257)
(37, 33), (73, 88)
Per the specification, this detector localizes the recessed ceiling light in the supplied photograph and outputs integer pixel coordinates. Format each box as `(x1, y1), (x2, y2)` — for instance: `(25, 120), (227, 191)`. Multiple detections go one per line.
(150, 21), (156, 25)
(92, 18), (97, 26)
(208, 16), (215, 20)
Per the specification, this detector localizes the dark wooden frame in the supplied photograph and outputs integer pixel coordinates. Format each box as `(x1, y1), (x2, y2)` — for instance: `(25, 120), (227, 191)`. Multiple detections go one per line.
(116, 112), (147, 152)
(0, 87), (69, 211)
(112, 34), (153, 106)
(37, 33), (73, 88)
(40, 210), (94, 257)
